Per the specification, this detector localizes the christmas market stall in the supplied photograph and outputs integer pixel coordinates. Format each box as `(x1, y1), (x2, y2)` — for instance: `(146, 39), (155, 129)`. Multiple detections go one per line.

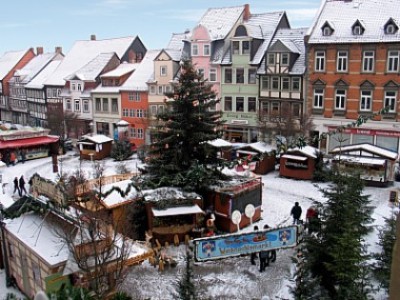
(279, 145), (321, 180)
(143, 187), (204, 244)
(235, 142), (276, 175)
(330, 143), (398, 187)
(77, 134), (113, 160)
(204, 176), (262, 233)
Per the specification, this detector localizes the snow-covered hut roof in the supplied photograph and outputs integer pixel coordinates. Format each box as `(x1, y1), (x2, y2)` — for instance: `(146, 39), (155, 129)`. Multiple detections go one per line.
(120, 49), (159, 91)
(45, 36), (137, 86)
(308, 0), (400, 44)
(330, 143), (398, 160)
(0, 50), (27, 79)
(100, 179), (137, 208)
(78, 134), (113, 144)
(240, 142), (275, 154)
(207, 138), (232, 148)
(333, 154), (386, 166)
(152, 205), (204, 217)
(286, 145), (320, 159)
(142, 187), (202, 202)
(4, 212), (70, 266)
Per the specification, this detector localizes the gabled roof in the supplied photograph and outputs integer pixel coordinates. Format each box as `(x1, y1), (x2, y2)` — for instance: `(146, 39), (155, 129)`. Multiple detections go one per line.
(0, 49), (29, 80)
(24, 59), (63, 89)
(330, 143), (398, 160)
(308, 0), (400, 44)
(65, 52), (117, 81)
(10, 53), (60, 84)
(121, 49), (159, 91)
(197, 5), (245, 41)
(100, 61), (137, 78)
(78, 134), (113, 144)
(45, 36), (138, 86)
(287, 145), (320, 159)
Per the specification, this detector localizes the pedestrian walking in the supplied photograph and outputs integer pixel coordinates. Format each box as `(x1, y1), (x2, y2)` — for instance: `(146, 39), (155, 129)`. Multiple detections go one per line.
(259, 249), (270, 272)
(13, 177), (20, 195)
(10, 151), (16, 166)
(290, 202), (303, 225)
(250, 225), (259, 265)
(19, 175), (27, 195)
(306, 206), (320, 234)
(20, 149), (26, 164)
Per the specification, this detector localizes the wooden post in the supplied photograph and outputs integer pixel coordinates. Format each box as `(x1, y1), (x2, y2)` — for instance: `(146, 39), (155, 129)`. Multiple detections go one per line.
(174, 234), (180, 246)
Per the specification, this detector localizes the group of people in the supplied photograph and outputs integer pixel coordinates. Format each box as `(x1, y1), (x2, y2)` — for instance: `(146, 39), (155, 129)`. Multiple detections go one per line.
(250, 225), (277, 272)
(13, 175), (27, 197)
(0, 149), (27, 167)
(290, 201), (320, 234)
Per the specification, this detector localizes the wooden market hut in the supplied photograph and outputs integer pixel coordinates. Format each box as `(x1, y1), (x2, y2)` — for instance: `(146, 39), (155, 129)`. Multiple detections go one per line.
(235, 142), (276, 174)
(206, 138), (233, 161)
(330, 143), (398, 187)
(280, 145), (321, 180)
(143, 187), (205, 244)
(204, 176), (263, 233)
(77, 134), (113, 160)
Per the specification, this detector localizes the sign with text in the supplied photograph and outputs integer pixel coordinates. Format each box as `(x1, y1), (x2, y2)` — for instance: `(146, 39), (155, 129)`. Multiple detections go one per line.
(193, 225), (298, 262)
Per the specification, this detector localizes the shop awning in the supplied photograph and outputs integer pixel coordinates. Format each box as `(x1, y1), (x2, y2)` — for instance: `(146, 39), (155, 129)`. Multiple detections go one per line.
(281, 154), (308, 161)
(152, 204), (204, 217)
(237, 150), (258, 156)
(0, 136), (59, 149)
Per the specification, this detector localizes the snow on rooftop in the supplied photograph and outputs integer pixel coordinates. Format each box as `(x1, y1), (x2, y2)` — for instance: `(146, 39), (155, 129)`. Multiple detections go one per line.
(121, 50), (160, 91)
(142, 187), (202, 202)
(101, 179), (137, 208)
(287, 145), (320, 158)
(25, 59), (62, 89)
(308, 0), (400, 44)
(45, 36), (137, 86)
(333, 154), (386, 166)
(10, 53), (56, 84)
(152, 204), (204, 217)
(101, 62), (137, 78)
(0, 50), (27, 79)
(247, 142), (275, 154)
(4, 213), (70, 266)
(207, 138), (232, 148)
(79, 134), (113, 144)
(330, 143), (398, 160)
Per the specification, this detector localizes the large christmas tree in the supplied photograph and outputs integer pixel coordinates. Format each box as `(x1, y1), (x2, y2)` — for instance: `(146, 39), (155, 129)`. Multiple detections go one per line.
(141, 60), (227, 191)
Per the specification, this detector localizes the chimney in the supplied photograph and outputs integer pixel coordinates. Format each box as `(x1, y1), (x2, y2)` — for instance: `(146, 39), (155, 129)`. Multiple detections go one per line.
(90, 34), (96, 41)
(55, 47), (63, 54)
(36, 47), (44, 55)
(244, 4), (250, 21)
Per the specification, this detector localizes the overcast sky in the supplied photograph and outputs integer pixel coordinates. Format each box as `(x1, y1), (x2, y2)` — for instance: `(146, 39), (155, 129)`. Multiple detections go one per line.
(0, 0), (322, 56)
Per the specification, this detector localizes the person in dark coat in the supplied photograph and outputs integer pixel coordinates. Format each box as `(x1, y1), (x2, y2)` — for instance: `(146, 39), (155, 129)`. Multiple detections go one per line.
(13, 177), (20, 195)
(264, 224), (277, 263)
(250, 226), (259, 265)
(259, 249), (270, 272)
(290, 202), (302, 225)
(19, 175), (27, 195)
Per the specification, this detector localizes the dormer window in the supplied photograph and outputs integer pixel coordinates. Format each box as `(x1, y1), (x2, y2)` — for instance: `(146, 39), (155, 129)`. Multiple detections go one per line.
(384, 19), (399, 34)
(352, 20), (365, 36)
(321, 21), (334, 36)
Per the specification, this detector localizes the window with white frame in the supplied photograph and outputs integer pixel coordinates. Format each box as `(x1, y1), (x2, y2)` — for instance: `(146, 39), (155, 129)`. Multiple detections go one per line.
(335, 89), (346, 110)
(83, 99), (89, 113)
(95, 98), (101, 111)
(362, 51), (375, 72)
(224, 68), (232, 83)
(160, 66), (167, 76)
(236, 68), (244, 84)
(137, 128), (144, 139)
(261, 77), (269, 90)
(102, 98), (108, 112)
(323, 27), (332, 36)
(78, 84), (82, 91)
(158, 85), (164, 95)
(129, 109), (135, 117)
(353, 25), (362, 35)
(281, 53), (289, 66)
(71, 83), (76, 91)
(360, 90), (372, 111)
(315, 51), (325, 72)
(248, 97), (256, 112)
(267, 53), (275, 65)
(272, 77), (280, 90)
(387, 50), (399, 72)
(74, 99), (80, 112)
(137, 109), (143, 118)
(337, 51), (348, 72)
(281, 77), (290, 91)
(128, 93), (135, 101)
(384, 90), (397, 112)
(292, 77), (300, 91)
(192, 44), (199, 56)
(248, 68), (256, 84)
(236, 97), (244, 112)
(386, 24), (397, 34)
(150, 105), (157, 116)
(209, 68), (217, 82)
(242, 41), (250, 54)
(122, 108), (129, 117)
(204, 44), (210, 56)
(233, 41), (240, 54)
(130, 128), (136, 138)
(158, 105), (164, 114)
(111, 98), (118, 113)
(66, 99), (72, 110)
(150, 85), (156, 94)
(224, 96), (232, 111)
(313, 88), (324, 108)
(135, 92), (141, 101)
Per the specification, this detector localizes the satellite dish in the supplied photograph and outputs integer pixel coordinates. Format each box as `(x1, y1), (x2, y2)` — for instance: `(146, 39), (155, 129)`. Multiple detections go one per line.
(231, 210), (242, 234)
(245, 204), (255, 219)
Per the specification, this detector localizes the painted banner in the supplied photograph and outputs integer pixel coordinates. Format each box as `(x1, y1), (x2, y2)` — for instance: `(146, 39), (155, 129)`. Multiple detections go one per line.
(193, 225), (298, 262)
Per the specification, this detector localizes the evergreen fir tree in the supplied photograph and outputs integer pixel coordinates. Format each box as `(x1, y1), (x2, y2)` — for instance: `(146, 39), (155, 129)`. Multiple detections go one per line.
(141, 60), (226, 191)
(373, 209), (398, 291)
(175, 247), (198, 300)
(293, 170), (375, 299)
(111, 140), (134, 161)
